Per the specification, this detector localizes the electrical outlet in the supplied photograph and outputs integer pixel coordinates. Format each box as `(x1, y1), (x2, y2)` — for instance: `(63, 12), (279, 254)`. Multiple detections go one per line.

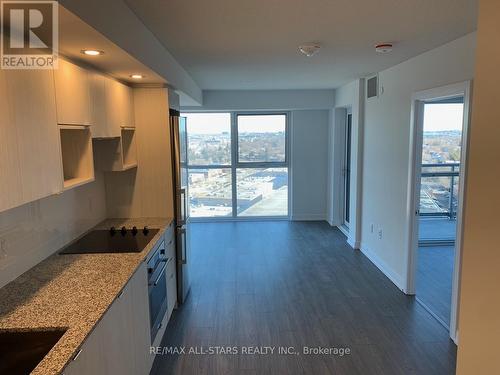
(378, 229), (383, 240)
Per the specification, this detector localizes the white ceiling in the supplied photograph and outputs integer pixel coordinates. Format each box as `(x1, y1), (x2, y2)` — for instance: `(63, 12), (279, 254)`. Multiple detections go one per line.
(124, 0), (478, 90)
(58, 6), (166, 85)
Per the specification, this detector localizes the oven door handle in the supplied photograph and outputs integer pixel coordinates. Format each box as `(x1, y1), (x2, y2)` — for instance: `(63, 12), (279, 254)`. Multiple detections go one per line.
(149, 260), (167, 287)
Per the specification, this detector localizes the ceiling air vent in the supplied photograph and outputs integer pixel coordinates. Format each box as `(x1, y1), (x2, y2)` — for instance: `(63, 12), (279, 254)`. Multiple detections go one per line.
(366, 75), (379, 100)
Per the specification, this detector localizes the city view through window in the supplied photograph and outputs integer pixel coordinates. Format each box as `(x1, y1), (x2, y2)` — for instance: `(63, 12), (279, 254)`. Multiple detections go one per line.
(420, 102), (464, 217)
(184, 113), (288, 218)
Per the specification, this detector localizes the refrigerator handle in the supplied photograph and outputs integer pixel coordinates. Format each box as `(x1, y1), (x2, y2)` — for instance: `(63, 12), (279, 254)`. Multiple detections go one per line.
(178, 188), (187, 226)
(179, 227), (187, 265)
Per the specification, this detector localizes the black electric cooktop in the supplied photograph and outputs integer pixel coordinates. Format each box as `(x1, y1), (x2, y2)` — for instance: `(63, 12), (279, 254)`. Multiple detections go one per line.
(59, 227), (159, 254)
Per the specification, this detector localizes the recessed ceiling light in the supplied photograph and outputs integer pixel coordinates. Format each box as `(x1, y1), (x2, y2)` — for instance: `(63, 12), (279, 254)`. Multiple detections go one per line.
(375, 43), (393, 53)
(81, 49), (104, 56)
(299, 43), (321, 57)
(130, 74), (144, 79)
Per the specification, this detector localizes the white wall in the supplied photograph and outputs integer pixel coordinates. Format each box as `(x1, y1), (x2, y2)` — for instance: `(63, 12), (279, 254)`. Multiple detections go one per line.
(329, 79), (364, 248)
(0, 177), (107, 288)
(168, 89), (181, 112)
(181, 89), (333, 220)
(457, 1), (500, 372)
(360, 33), (476, 289)
(182, 89), (335, 111)
(291, 110), (330, 220)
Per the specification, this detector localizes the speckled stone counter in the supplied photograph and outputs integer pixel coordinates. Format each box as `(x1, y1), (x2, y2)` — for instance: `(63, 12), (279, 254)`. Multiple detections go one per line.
(0, 217), (173, 375)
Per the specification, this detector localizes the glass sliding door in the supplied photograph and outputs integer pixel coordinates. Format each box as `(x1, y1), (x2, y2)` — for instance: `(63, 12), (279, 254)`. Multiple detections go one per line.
(183, 112), (289, 220)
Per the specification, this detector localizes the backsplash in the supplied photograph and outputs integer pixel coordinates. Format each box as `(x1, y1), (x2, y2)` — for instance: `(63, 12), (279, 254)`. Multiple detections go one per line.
(0, 173), (107, 288)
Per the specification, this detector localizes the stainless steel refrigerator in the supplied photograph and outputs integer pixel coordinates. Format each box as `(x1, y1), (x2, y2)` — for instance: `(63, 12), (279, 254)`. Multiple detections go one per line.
(170, 109), (191, 304)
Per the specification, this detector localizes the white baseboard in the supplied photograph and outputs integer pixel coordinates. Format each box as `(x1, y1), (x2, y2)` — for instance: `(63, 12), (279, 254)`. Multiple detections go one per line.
(337, 225), (349, 237)
(291, 214), (326, 221)
(360, 242), (406, 293)
(347, 236), (360, 250)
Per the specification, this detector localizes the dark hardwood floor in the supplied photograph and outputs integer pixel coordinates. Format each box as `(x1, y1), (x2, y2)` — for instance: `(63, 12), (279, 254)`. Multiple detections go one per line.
(151, 221), (456, 375)
(416, 246), (455, 327)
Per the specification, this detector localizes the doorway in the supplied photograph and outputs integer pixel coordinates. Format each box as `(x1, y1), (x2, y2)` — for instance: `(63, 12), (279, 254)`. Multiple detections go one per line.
(406, 81), (471, 342)
(342, 112), (352, 229)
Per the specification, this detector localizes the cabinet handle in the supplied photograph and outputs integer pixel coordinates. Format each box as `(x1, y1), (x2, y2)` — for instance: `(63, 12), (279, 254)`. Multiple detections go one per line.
(72, 349), (82, 361)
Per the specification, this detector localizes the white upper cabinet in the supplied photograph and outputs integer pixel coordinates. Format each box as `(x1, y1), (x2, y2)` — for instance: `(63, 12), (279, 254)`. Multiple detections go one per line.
(104, 78), (123, 135)
(89, 72), (112, 138)
(0, 69), (63, 212)
(90, 74), (134, 138)
(0, 69), (22, 212)
(123, 83), (135, 128)
(113, 78), (135, 129)
(54, 59), (91, 126)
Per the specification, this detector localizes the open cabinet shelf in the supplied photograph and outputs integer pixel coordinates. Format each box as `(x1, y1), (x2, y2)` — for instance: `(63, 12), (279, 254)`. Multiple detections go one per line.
(121, 128), (138, 169)
(93, 128), (137, 172)
(60, 126), (95, 189)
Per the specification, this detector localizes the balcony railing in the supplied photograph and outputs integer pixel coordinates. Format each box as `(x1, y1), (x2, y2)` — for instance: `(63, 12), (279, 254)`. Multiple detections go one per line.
(419, 163), (460, 219)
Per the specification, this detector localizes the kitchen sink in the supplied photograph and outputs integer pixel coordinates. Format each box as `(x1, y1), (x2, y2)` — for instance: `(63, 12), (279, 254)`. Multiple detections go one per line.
(0, 329), (66, 375)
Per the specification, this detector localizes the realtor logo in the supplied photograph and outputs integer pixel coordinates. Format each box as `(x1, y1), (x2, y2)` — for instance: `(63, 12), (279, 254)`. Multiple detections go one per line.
(1, 1), (58, 69)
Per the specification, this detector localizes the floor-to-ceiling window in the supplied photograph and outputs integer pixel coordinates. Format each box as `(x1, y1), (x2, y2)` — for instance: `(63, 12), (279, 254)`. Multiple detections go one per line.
(183, 112), (289, 219)
(184, 113), (232, 218)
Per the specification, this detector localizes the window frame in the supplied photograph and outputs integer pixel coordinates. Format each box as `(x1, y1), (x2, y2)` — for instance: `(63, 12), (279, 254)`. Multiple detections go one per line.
(184, 112), (232, 168)
(235, 113), (289, 167)
(183, 111), (291, 220)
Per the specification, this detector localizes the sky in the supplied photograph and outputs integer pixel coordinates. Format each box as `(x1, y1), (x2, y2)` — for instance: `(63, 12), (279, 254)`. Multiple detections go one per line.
(182, 113), (285, 134)
(423, 103), (464, 132)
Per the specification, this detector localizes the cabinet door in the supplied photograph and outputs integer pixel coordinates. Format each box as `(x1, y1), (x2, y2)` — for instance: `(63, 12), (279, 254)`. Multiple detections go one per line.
(124, 85), (135, 128)
(114, 81), (134, 129)
(54, 59), (91, 126)
(130, 263), (154, 373)
(166, 257), (177, 319)
(5, 69), (63, 203)
(89, 73), (109, 138)
(103, 77), (123, 137)
(62, 325), (105, 375)
(100, 285), (135, 375)
(0, 69), (22, 212)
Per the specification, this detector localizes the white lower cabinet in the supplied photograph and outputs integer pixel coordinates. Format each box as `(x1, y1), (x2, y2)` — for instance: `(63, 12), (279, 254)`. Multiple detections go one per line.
(166, 257), (177, 320)
(62, 320), (106, 375)
(63, 263), (151, 375)
(131, 262), (155, 373)
(100, 281), (135, 375)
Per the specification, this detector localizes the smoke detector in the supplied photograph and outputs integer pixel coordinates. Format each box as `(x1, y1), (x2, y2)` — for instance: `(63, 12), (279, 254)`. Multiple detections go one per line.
(375, 43), (393, 53)
(299, 43), (321, 57)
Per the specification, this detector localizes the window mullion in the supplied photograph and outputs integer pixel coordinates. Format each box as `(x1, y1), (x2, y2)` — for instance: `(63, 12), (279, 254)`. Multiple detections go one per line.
(231, 112), (238, 217)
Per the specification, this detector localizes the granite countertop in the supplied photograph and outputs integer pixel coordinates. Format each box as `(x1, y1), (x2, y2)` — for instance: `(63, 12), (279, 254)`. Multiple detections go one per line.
(0, 217), (174, 375)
